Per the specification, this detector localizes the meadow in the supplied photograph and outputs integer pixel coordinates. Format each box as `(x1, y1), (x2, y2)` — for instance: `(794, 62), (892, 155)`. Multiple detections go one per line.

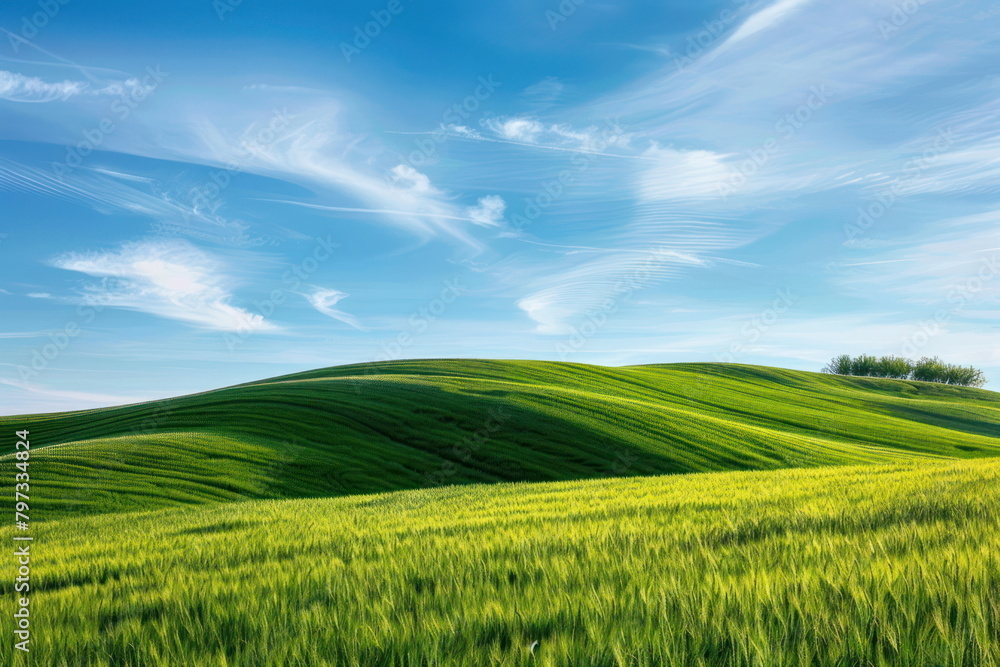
(2, 458), (999, 666)
(1, 361), (999, 665)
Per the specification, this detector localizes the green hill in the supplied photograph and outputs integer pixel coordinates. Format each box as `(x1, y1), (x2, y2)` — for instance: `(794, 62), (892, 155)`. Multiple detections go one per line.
(3, 360), (999, 519)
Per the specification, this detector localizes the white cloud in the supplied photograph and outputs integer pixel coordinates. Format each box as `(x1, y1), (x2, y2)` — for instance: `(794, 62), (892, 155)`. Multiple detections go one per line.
(188, 109), (486, 250)
(0, 71), (153, 103)
(446, 124), (484, 139)
(516, 291), (575, 335)
(390, 164), (438, 194)
(50, 240), (276, 332)
(548, 123), (632, 151)
(480, 116), (636, 155)
(306, 287), (364, 330)
(0, 378), (151, 411)
(831, 210), (1000, 310)
(0, 71), (86, 102)
(486, 116), (546, 143)
(0, 158), (266, 248)
(0, 332), (49, 339)
(466, 195), (506, 227)
(514, 249), (695, 334)
(521, 77), (565, 106)
(638, 146), (733, 201)
(715, 0), (815, 55)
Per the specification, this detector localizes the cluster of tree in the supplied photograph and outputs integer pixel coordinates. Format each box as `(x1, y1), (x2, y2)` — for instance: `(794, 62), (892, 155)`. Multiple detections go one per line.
(822, 354), (987, 388)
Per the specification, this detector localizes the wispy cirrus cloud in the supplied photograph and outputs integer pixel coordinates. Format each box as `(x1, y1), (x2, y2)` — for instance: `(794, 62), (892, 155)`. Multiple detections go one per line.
(0, 158), (272, 248)
(186, 105), (506, 251)
(0, 71), (86, 102)
(514, 249), (706, 334)
(50, 240), (276, 332)
(489, 0), (1000, 345)
(305, 287), (365, 330)
(1, 58), (508, 254)
(0, 377), (152, 410)
(474, 114), (637, 157)
(0, 70), (154, 103)
(713, 0), (815, 56)
(831, 209), (1000, 308)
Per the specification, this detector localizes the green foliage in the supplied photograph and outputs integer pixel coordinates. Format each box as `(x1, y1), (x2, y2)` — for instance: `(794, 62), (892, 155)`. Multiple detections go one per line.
(3, 361), (1000, 520)
(823, 354), (987, 387)
(941, 362), (987, 388)
(3, 458), (999, 666)
(912, 356), (949, 383)
(821, 354), (852, 375)
(873, 355), (913, 379)
(850, 353), (879, 377)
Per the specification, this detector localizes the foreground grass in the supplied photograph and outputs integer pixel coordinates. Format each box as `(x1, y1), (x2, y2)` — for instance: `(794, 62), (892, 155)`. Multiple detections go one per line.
(2, 361), (999, 519)
(5, 458), (1000, 666)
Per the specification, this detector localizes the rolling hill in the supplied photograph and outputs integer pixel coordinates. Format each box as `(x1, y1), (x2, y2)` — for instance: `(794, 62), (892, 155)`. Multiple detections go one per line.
(3, 360), (999, 520)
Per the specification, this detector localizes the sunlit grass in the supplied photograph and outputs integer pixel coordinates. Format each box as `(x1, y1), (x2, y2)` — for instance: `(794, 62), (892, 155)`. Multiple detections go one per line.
(3, 458), (999, 666)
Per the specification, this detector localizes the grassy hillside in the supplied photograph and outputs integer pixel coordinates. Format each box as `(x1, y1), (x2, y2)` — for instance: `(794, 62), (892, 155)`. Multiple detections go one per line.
(3, 360), (999, 519)
(5, 457), (999, 666)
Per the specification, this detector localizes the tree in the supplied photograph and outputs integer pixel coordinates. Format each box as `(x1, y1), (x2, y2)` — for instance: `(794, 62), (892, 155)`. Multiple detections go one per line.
(911, 356), (947, 383)
(850, 354), (879, 377)
(822, 354), (853, 375)
(821, 354), (987, 388)
(874, 355), (912, 379)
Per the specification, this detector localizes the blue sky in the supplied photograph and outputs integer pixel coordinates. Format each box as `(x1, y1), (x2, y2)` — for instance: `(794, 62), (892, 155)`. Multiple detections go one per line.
(1, 0), (999, 414)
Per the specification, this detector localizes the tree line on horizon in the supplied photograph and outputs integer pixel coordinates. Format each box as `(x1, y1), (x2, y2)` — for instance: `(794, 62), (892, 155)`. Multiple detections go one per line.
(822, 354), (987, 388)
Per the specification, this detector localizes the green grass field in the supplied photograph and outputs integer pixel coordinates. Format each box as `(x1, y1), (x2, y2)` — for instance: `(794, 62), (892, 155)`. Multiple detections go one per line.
(4, 460), (1000, 666)
(3, 360), (999, 519)
(2, 361), (999, 665)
